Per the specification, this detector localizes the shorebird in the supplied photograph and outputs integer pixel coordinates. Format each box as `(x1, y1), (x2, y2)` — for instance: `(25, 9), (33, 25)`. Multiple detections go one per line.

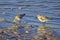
(37, 15), (52, 26)
(13, 14), (25, 23)
(12, 14), (25, 28)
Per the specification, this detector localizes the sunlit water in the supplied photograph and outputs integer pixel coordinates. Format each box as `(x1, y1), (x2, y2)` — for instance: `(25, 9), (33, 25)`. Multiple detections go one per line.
(0, 0), (60, 40)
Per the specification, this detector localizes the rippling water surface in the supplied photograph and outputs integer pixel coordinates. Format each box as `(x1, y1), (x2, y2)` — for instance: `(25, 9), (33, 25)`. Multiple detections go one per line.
(0, 0), (60, 40)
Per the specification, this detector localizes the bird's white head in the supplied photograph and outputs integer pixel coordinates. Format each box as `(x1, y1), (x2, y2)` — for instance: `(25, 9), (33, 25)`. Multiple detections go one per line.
(37, 15), (43, 19)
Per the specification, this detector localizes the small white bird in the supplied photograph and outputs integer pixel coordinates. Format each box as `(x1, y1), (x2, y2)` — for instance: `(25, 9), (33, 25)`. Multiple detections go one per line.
(12, 14), (25, 28)
(37, 15), (52, 26)
(13, 14), (25, 23)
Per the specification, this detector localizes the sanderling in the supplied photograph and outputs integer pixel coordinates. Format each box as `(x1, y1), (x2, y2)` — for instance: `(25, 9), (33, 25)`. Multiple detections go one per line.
(37, 15), (52, 26)
(13, 14), (25, 23)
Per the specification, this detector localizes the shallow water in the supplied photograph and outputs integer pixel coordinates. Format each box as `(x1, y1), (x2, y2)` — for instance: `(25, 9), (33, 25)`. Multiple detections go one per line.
(0, 0), (60, 40)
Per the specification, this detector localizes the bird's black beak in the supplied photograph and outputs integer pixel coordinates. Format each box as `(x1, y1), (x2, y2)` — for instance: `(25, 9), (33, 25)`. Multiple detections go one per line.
(23, 14), (25, 16)
(20, 14), (25, 18)
(21, 14), (25, 16)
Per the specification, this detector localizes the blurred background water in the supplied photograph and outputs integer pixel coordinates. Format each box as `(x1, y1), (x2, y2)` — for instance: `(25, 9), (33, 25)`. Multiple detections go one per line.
(0, 0), (60, 40)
